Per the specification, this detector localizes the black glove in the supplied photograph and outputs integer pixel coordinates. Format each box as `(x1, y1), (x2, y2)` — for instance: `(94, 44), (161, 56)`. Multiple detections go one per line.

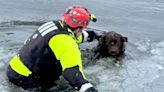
(85, 87), (98, 92)
(87, 31), (101, 42)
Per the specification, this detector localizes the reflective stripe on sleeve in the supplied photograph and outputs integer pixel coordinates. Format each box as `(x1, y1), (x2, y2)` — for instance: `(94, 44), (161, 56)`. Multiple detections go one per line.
(9, 55), (32, 77)
(77, 34), (83, 44)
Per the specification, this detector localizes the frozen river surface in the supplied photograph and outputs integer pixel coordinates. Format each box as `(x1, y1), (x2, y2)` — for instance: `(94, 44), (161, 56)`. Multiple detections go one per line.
(0, 0), (164, 92)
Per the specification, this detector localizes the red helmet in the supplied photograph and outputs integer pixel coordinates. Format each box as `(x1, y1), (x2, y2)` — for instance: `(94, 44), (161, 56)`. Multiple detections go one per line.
(63, 5), (90, 28)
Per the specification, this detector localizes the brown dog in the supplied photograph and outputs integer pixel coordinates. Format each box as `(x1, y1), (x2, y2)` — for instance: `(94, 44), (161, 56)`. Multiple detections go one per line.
(92, 31), (128, 61)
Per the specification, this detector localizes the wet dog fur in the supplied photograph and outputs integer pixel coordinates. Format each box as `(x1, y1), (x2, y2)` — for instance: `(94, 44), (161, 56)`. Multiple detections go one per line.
(91, 31), (128, 64)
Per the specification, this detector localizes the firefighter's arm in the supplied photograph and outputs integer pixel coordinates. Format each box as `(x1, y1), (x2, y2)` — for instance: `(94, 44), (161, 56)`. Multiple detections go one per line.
(77, 30), (101, 44)
(49, 34), (97, 92)
(63, 66), (97, 92)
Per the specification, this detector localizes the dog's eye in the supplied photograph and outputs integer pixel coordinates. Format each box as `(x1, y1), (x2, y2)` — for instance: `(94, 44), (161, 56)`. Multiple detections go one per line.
(110, 40), (117, 45)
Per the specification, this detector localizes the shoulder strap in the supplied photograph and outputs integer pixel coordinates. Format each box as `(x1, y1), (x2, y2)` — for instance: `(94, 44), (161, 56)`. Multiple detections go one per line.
(53, 20), (69, 34)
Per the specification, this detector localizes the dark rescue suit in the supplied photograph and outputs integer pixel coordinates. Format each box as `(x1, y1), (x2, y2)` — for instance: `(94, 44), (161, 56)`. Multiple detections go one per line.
(7, 20), (92, 91)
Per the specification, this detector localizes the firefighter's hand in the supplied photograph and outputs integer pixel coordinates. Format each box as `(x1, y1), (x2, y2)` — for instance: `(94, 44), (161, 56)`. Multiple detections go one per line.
(87, 31), (102, 42)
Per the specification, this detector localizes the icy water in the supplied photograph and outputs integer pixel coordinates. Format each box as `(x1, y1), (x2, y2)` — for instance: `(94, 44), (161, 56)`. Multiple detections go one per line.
(0, 0), (164, 92)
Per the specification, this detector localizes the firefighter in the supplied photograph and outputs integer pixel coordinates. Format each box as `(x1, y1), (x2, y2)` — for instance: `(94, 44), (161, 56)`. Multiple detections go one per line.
(7, 5), (100, 92)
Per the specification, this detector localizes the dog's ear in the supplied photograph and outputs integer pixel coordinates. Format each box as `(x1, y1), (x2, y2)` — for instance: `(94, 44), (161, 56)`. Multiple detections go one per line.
(123, 37), (128, 42)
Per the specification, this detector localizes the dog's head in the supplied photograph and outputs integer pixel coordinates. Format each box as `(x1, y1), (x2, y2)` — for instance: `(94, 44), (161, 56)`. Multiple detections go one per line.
(95, 31), (128, 57)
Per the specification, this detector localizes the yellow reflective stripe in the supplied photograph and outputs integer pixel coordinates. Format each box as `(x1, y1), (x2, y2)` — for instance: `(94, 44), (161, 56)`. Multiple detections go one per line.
(77, 34), (83, 44)
(67, 28), (83, 44)
(67, 28), (76, 39)
(49, 34), (87, 79)
(58, 20), (64, 27)
(79, 64), (87, 80)
(9, 55), (32, 77)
